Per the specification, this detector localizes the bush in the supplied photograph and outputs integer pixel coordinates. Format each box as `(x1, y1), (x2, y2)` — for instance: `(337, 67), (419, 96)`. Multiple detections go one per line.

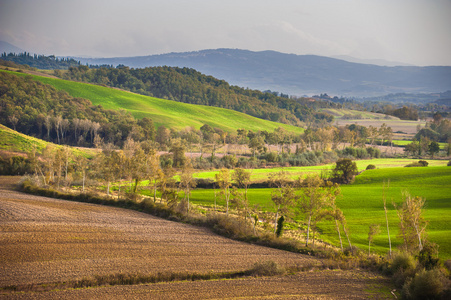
(405, 160), (429, 167)
(366, 164), (376, 170)
(418, 160), (429, 167)
(391, 252), (417, 288)
(447, 160), (451, 167)
(402, 268), (444, 300)
(247, 260), (285, 277)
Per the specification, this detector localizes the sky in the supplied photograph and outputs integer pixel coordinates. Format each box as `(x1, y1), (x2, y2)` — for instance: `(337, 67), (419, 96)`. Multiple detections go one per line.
(1, 0), (451, 66)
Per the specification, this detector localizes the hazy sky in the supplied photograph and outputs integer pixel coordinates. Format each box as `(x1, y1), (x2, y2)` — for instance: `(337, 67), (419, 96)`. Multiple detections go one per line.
(1, 0), (450, 66)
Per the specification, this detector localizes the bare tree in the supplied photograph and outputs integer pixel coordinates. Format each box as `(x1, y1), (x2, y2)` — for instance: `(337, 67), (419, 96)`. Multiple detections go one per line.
(180, 159), (196, 211)
(54, 115), (62, 144)
(383, 180), (392, 258)
(8, 115), (18, 131)
(44, 115), (52, 140)
(215, 169), (232, 215)
(396, 191), (428, 253)
(368, 224), (381, 256)
(60, 118), (70, 142)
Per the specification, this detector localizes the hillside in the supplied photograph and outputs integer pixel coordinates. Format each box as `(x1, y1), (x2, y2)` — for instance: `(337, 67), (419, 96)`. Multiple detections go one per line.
(75, 49), (451, 97)
(0, 69), (304, 138)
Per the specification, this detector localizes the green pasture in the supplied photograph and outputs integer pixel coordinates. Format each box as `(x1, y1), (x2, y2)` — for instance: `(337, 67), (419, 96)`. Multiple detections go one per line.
(191, 166), (451, 259)
(3, 70), (303, 134)
(0, 124), (95, 157)
(0, 124), (48, 153)
(192, 158), (449, 181)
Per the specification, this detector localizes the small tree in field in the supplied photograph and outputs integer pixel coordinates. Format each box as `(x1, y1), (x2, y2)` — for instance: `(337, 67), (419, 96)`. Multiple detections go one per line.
(268, 170), (293, 236)
(180, 160), (196, 211)
(215, 169), (232, 215)
(368, 224), (381, 255)
(332, 158), (358, 184)
(297, 174), (329, 247)
(396, 191), (428, 253)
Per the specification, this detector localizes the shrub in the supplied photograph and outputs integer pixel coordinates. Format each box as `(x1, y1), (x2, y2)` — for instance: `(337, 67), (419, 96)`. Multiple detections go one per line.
(366, 164), (376, 170)
(247, 260), (285, 277)
(418, 160), (429, 167)
(402, 268), (444, 300)
(276, 216), (284, 238)
(447, 160), (451, 167)
(405, 160), (428, 167)
(391, 252), (417, 288)
(391, 252), (417, 274)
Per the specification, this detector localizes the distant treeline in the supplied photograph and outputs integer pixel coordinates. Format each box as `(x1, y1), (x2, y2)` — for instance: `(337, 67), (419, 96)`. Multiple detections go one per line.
(55, 65), (336, 127)
(1, 52), (81, 70)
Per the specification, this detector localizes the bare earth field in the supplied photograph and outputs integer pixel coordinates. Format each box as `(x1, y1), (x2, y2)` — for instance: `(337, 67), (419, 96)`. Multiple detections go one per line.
(0, 177), (392, 299)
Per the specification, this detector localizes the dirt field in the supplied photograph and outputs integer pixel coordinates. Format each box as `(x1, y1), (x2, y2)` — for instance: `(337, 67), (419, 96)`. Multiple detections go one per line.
(0, 177), (392, 299)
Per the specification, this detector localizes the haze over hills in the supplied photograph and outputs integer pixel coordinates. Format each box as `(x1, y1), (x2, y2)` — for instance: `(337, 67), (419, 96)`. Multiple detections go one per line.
(74, 49), (451, 97)
(1, 41), (450, 98)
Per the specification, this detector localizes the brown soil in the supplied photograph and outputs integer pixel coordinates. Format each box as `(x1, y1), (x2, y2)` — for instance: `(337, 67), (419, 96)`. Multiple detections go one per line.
(0, 177), (392, 299)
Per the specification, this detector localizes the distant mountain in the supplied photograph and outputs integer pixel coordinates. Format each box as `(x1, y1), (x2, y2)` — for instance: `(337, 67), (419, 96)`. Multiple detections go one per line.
(75, 49), (451, 97)
(0, 41), (24, 55)
(331, 55), (414, 67)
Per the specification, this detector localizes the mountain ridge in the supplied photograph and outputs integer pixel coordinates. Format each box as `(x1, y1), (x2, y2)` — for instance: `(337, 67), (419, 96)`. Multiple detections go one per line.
(74, 48), (451, 97)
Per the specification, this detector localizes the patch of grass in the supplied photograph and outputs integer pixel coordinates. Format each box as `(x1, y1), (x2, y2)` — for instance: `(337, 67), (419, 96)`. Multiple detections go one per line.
(0, 124), (94, 157)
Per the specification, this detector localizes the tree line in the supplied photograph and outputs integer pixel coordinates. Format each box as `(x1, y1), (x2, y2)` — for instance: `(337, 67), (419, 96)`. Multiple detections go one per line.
(1, 53), (81, 70)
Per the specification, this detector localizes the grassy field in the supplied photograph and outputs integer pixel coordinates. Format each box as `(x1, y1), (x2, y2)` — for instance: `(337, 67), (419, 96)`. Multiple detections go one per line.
(321, 108), (398, 120)
(2, 69), (304, 134)
(0, 124), (49, 153)
(0, 124), (96, 157)
(191, 158), (449, 181)
(191, 166), (451, 259)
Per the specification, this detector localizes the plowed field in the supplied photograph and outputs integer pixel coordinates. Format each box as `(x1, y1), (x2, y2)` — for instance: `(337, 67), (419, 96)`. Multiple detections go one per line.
(0, 177), (392, 299)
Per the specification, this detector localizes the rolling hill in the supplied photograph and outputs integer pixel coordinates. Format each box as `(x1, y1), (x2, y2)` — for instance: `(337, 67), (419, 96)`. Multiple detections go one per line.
(2, 69), (304, 135)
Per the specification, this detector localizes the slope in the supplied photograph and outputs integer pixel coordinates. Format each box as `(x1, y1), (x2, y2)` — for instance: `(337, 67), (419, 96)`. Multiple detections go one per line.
(2, 69), (304, 134)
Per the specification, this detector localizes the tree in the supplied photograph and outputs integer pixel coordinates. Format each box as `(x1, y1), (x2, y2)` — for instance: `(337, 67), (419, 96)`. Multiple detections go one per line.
(232, 168), (252, 203)
(396, 191), (428, 253)
(296, 174), (329, 247)
(383, 180), (392, 258)
(368, 224), (380, 256)
(169, 139), (186, 168)
(428, 141), (440, 158)
(138, 117), (156, 141)
(332, 158), (358, 184)
(268, 170), (293, 236)
(404, 141), (420, 156)
(8, 115), (18, 131)
(248, 136), (266, 157)
(179, 160), (196, 211)
(215, 169), (232, 215)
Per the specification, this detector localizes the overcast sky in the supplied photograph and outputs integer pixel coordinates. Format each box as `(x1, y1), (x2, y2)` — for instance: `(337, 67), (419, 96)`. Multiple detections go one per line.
(1, 0), (450, 66)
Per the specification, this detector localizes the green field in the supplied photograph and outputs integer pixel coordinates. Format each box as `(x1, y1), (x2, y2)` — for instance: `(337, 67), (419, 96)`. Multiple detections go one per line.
(191, 158), (449, 181)
(191, 166), (451, 259)
(0, 124), (49, 153)
(0, 124), (95, 157)
(2, 70), (303, 134)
